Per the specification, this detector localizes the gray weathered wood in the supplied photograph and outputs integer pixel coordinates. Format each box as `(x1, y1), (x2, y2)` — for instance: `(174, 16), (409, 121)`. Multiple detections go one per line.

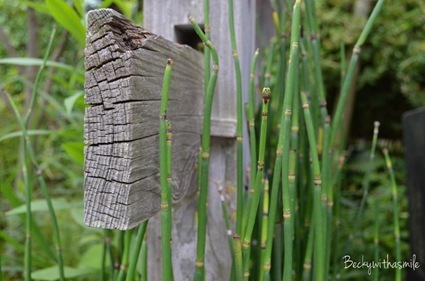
(403, 108), (425, 281)
(84, 9), (203, 230)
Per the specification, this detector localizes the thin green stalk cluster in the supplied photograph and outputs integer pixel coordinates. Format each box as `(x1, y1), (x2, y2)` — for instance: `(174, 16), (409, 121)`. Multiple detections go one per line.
(117, 230), (133, 281)
(228, 0), (245, 237)
(125, 221), (148, 281)
(159, 59), (174, 281)
(189, 17), (219, 281)
(248, 48), (259, 211)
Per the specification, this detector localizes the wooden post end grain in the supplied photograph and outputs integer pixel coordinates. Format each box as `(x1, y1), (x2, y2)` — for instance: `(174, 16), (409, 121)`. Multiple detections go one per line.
(84, 8), (203, 230)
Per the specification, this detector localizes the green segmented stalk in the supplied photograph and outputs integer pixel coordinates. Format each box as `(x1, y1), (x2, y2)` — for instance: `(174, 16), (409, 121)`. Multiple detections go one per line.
(262, 122), (284, 281)
(331, 155), (345, 281)
(248, 49), (259, 185)
(159, 59), (174, 281)
(118, 230), (134, 281)
(204, 0), (210, 95)
(189, 17), (219, 281)
(300, 90), (325, 281)
(262, 1), (301, 279)
(141, 235), (148, 281)
(373, 196), (380, 281)
(259, 179), (269, 281)
(216, 184), (236, 276)
(355, 121), (380, 225)
(245, 49), (259, 238)
(383, 148), (401, 281)
(302, 217), (314, 281)
(234, 233), (243, 281)
(264, 38), (276, 88)
(242, 88), (271, 280)
(330, 0), (386, 147)
(228, 0), (244, 236)
(278, 1), (301, 280)
(126, 221), (148, 281)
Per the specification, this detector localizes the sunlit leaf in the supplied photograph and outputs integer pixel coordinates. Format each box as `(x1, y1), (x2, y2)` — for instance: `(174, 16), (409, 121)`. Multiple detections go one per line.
(19, 1), (50, 14)
(64, 91), (84, 116)
(78, 243), (108, 270)
(31, 265), (95, 280)
(6, 198), (82, 215)
(0, 130), (56, 143)
(0, 57), (79, 73)
(46, 0), (86, 46)
(62, 142), (84, 165)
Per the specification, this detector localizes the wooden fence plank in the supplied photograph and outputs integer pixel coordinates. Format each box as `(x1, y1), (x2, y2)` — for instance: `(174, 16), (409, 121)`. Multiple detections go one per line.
(84, 9), (203, 230)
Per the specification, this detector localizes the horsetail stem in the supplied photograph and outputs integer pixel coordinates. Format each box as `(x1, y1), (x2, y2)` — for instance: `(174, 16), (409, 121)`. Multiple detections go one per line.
(300, 90), (325, 281)
(243, 87), (271, 280)
(259, 179), (269, 281)
(330, 0), (386, 147)
(117, 229), (133, 281)
(355, 121), (381, 227)
(279, 1), (301, 279)
(190, 17), (219, 281)
(228, 0), (244, 237)
(244, 49), (259, 239)
(383, 148), (401, 281)
(159, 58), (174, 281)
(125, 221), (148, 281)
(373, 196), (380, 281)
(203, 0), (210, 96)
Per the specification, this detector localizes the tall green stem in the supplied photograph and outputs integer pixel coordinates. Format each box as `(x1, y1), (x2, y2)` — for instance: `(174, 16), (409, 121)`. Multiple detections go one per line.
(248, 48), (259, 196)
(300, 90), (324, 281)
(242, 88), (271, 280)
(329, 0), (386, 147)
(259, 179), (269, 281)
(190, 18), (219, 281)
(355, 121), (380, 225)
(383, 148), (401, 281)
(117, 230), (133, 281)
(228, 0), (244, 236)
(159, 59), (174, 281)
(278, 1), (301, 280)
(126, 221), (148, 281)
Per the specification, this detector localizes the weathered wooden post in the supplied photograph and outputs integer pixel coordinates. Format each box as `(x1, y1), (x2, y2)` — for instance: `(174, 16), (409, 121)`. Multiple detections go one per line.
(84, 1), (258, 279)
(403, 108), (425, 281)
(144, 1), (256, 280)
(84, 9), (203, 229)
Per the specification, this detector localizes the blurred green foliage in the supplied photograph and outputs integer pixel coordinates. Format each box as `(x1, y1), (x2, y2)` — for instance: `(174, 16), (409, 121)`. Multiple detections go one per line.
(319, 0), (425, 108)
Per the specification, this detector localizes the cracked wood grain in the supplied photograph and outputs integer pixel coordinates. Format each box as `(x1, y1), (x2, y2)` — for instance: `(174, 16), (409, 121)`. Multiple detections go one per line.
(84, 8), (203, 230)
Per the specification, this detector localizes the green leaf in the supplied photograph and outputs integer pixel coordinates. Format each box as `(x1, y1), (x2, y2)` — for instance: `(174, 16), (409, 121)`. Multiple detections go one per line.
(62, 142), (84, 165)
(78, 243), (108, 270)
(6, 198), (82, 215)
(0, 130), (56, 143)
(72, 0), (84, 18)
(31, 265), (95, 280)
(19, 1), (50, 14)
(45, 0), (86, 46)
(64, 91), (84, 116)
(0, 57), (79, 73)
